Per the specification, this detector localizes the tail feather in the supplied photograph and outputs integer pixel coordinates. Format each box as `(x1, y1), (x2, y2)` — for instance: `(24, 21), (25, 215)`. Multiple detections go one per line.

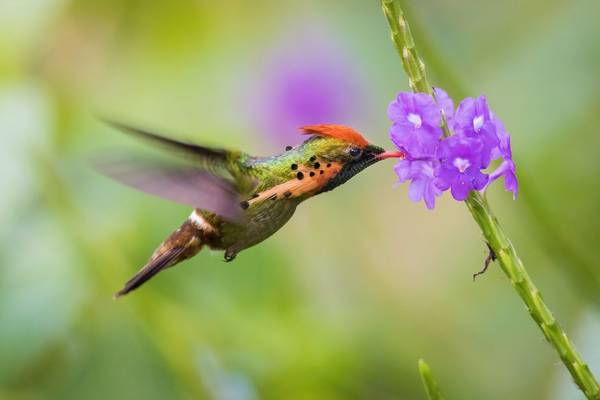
(114, 247), (187, 298)
(115, 218), (206, 298)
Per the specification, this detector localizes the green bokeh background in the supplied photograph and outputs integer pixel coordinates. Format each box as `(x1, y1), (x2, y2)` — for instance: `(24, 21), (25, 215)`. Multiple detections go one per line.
(1, 1), (599, 399)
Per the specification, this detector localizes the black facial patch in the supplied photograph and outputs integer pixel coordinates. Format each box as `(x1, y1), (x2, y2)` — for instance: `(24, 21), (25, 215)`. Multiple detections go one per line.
(317, 149), (381, 194)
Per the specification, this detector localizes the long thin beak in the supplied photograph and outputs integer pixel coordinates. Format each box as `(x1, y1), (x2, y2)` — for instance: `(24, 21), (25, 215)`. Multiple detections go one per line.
(376, 150), (405, 160)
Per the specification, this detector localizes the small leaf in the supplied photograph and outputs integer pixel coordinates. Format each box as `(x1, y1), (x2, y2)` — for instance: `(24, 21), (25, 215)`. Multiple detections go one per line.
(418, 359), (445, 400)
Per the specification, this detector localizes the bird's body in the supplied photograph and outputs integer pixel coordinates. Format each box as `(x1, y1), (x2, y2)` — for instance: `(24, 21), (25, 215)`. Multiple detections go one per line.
(98, 123), (403, 297)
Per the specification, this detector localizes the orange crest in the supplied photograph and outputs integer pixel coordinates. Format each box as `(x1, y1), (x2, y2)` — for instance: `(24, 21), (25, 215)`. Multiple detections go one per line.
(299, 124), (369, 148)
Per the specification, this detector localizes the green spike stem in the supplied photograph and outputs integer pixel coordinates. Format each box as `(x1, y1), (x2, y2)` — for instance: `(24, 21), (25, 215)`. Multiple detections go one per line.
(418, 359), (445, 400)
(380, 1), (600, 398)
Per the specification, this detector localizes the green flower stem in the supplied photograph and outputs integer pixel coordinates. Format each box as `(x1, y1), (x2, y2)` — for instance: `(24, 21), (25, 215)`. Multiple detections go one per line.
(380, 1), (600, 399)
(418, 359), (445, 400)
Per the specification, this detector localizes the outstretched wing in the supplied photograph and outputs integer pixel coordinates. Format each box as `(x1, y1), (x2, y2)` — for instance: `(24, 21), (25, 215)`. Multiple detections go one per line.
(95, 156), (243, 220)
(95, 121), (255, 221)
(101, 120), (235, 176)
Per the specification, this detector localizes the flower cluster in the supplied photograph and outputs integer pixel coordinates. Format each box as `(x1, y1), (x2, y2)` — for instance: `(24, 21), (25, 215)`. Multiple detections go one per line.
(388, 89), (517, 209)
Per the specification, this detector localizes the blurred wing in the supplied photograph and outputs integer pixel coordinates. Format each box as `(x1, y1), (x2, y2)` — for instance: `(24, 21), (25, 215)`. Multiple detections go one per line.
(95, 156), (243, 221)
(102, 120), (234, 175)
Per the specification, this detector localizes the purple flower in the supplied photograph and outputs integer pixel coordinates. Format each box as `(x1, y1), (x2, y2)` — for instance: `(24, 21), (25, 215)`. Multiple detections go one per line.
(435, 136), (489, 201)
(394, 159), (442, 209)
(387, 88), (518, 208)
(250, 21), (362, 149)
(388, 92), (443, 158)
(453, 96), (499, 167)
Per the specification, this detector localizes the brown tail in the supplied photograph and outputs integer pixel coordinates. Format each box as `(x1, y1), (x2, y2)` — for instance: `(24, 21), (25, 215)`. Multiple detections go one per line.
(115, 217), (206, 298)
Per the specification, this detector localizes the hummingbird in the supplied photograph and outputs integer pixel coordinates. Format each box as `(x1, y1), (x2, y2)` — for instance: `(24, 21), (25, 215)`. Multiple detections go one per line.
(98, 122), (403, 297)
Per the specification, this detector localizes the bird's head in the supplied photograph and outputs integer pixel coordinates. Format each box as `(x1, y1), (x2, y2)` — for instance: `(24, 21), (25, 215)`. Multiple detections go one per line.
(298, 124), (404, 193)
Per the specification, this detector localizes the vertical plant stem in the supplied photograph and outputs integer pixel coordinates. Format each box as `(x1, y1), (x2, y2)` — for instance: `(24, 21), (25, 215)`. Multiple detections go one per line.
(418, 359), (445, 400)
(380, 1), (600, 398)
(465, 191), (600, 398)
(381, 0), (452, 138)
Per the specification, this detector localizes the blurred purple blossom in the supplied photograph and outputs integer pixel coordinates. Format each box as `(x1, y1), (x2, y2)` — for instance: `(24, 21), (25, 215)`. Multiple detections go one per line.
(252, 22), (363, 149)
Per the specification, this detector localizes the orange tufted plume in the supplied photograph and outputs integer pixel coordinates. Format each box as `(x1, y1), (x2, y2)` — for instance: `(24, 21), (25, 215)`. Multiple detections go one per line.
(299, 124), (369, 148)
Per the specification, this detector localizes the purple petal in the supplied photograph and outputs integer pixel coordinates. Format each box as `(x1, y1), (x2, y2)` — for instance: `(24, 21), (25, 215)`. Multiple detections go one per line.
(388, 91), (445, 158)
(434, 166), (454, 191)
(395, 159), (442, 209)
(453, 95), (500, 167)
(434, 87), (454, 119)
(450, 179), (471, 201)
(436, 135), (485, 167)
(453, 97), (476, 133)
(489, 160), (518, 199)
(470, 169), (489, 191)
(414, 93), (441, 127)
(504, 170), (518, 199)
(474, 95), (491, 121)
(387, 97), (406, 122)
(393, 159), (412, 182)
(408, 178), (426, 202)
(423, 183), (440, 210)
(499, 132), (513, 160)
(390, 122), (442, 159)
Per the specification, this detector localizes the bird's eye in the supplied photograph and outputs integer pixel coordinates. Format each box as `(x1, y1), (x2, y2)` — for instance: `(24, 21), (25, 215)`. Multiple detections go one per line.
(348, 147), (362, 158)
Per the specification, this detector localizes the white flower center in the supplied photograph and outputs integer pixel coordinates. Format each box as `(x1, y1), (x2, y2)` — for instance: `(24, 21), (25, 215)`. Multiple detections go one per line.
(453, 157), (470, 173)
(407, 113), (422, 128)
(473, 115), (484, 132)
